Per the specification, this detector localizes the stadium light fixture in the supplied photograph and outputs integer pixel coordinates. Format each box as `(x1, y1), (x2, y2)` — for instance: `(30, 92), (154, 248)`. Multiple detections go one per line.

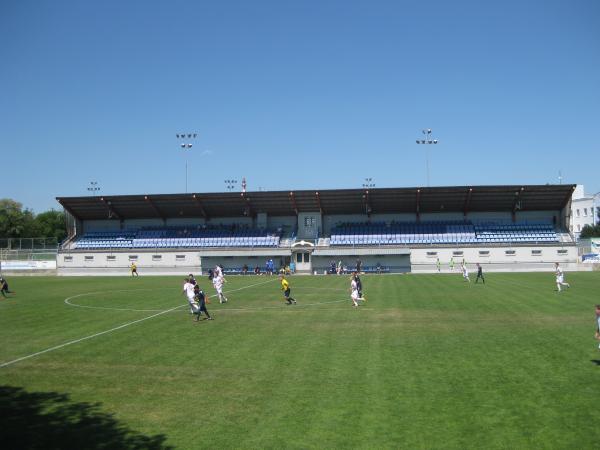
(225, 179), (238, 192)
(87, 181), (100, 195)
(176, 132), (198, 193)
(415, 128), (439, 187)
(362, 177), (375, 189)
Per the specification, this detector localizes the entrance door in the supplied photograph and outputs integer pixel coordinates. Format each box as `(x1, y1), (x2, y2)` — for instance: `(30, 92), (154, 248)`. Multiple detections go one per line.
(294, 251), (312, 273)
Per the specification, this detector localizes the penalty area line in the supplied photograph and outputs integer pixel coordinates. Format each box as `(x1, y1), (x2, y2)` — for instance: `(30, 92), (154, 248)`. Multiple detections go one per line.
(1, 278), (278, 369)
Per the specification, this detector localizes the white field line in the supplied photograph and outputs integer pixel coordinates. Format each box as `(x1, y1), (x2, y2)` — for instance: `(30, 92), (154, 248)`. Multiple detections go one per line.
(64, 285), (348, 313)
(0, 278), (277, 369)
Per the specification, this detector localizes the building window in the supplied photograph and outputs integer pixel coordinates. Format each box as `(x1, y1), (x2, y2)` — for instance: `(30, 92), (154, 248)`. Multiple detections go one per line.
(106, 255), (116, 262)
(479, 251), (490, 257)
(584, 208), (588, 216)
(152, 255), (162, 261)
(84, 256), (94, 261)
(426, 251), (438, 258)
(505, 250), (516, 256)
(576, 209), (580, 217)
(557, 249), (568, 255)
(577, 224), (581, 231)
(531, 250), (542, 256)
(452, 251), (463, 257)
(176, 255), (186, 261)
(64, 256), (73, 262)
(128, 255), (138, 261)
(304, 216), (316, 227)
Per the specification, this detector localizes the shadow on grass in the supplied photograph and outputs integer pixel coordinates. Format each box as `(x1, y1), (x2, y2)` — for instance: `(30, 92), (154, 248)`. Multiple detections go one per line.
(0, 385), (172, 449)
(591, 360), (600, 366)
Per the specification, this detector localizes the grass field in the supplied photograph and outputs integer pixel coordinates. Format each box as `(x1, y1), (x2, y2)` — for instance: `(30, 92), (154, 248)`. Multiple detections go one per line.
(1, 272), (599, 449)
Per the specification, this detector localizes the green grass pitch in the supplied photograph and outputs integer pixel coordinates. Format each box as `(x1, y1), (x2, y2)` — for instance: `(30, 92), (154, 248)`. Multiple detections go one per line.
(1, 272), (599, 449)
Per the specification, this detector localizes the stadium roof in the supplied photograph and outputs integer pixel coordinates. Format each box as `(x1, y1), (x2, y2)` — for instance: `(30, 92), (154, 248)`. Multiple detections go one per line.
(56, 184), (576, 221)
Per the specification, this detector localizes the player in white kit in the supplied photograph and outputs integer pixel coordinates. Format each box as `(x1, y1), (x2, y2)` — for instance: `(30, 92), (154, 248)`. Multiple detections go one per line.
(555, 263), (570, 292)
(350, 276), (365, 307)
(183, 277), (200, 317)
(212, 266), (228, 304)
(461, 262), (470, 283)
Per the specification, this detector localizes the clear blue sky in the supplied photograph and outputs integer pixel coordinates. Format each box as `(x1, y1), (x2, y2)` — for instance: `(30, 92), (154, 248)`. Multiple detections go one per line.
(1, 0), (599, 212)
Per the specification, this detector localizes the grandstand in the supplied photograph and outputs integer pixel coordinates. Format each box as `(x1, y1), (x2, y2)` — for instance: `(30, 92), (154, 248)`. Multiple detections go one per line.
(55, 184), (578, 275)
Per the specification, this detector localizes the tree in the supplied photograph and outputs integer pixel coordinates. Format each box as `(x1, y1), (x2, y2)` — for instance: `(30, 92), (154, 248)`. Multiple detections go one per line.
(0, 199), (66, 240)
(579, 223), (600, 239)
(0, 199), (29, 238)
(33, 210), (67, 241)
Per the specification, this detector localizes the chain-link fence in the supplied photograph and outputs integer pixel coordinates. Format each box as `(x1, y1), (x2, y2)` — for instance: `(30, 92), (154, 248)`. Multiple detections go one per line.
(0, 238), (58, 261)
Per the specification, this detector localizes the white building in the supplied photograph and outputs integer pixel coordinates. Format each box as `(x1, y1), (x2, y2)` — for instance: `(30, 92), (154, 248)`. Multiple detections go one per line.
(570, 185), (599, 239)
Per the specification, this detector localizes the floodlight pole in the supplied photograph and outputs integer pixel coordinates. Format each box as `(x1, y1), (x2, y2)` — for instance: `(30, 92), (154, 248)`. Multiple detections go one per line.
(87, 181), (100, 195)
(224, 179), (238, 192)
(415, 129), (438, 187)
(176, 133), (197, 193)
(362, 178), (375, 189)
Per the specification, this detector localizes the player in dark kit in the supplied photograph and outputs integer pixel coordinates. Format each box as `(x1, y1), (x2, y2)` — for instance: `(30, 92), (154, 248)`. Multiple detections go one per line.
(1, 277), (15, 297)
(353, 272), (365, 299)
(475, 263), (485, 284)
(193, 285), (213, 321)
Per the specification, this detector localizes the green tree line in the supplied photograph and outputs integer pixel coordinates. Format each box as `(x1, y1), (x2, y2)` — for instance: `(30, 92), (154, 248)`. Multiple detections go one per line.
(0, 199), (66, 241)
(580, 223), (600, 239)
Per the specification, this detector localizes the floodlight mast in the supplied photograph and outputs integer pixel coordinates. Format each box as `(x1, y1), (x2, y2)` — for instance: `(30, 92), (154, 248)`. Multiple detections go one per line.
(362, 178), (375, 189)
(176, 133), (197, 193)
(415, 129), (439, 187)
(224, 179), (238, 192)
(87, 181), (100, 195)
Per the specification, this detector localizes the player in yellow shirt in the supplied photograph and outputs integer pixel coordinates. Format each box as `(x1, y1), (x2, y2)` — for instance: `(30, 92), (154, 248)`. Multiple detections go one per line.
(279, 275), (297, 305)
(130, 262), (139, 277)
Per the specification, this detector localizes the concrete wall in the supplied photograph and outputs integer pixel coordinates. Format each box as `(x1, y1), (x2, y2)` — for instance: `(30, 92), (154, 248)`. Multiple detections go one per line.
(122, 218), (165, 229)
(297, 212), (322, 239)
(410, 245), (578, 272)
(56, 250), (200, 275)
(83, 220), (121, 233)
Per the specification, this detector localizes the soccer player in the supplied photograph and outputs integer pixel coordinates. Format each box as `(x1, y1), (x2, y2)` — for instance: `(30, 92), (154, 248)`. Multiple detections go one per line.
(193, 284), (213, 321)
(183, 277), (197, 315)
(279, 274), (297, 305)
(188, 274), (197, 285)
(555, 262), (571, 292)
(436, 257), (441, 273)
(214, 264), (225, 281)
(0, 277), (15, 298)
(461, 262), (470, 282)
(213, 270), (228, 303)
(449, 258), (455, 271)
(353, 272), (366, 301)
(130, 262), (139, 277)
(475, 263), (485, 284)
(595, 305), (600, 350)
